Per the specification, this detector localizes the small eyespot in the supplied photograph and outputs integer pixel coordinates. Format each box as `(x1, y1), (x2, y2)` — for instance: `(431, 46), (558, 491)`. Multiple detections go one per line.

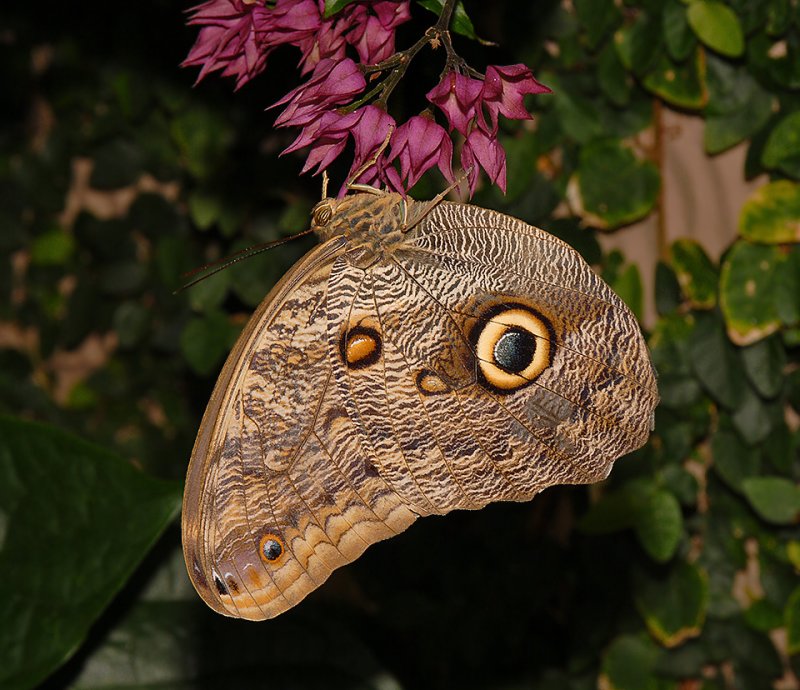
(312, 201), (334, 227)
(340, 326), (382, 369)
(259, 533), (285, 564)
(225, 576), (240, 594)
(213, 573), (228, 596)
(416, 369), (451, 396)
(470, 304), (554, 393)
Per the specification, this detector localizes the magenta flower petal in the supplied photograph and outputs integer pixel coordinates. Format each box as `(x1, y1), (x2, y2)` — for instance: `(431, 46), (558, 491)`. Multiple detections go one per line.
(461, 122), (507, 195)
(350, 15), (396, 65)
(387, 115), (454, 190)
(426, 71), (484, 135)
(372, 0), (412, 30)
(183, 0), (267, 89)
(298, 3), (364, 73)
(347, 105), (396, 184)
(252, 0), (320, 45)
(347, 1), (410, 65)
(481, 64), (551, 128)
(272, 58), (366, 128)
(282, 110), (361, 175)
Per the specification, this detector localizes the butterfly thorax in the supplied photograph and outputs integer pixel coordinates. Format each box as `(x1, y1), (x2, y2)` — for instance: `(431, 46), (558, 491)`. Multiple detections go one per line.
(311, 192), (417, 267)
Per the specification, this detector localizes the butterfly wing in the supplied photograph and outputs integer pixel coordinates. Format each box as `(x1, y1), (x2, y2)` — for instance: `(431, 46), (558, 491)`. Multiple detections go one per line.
(183, 196), (659, 622)
(327, 200), (659, 513)
(182, 237), (417, 621)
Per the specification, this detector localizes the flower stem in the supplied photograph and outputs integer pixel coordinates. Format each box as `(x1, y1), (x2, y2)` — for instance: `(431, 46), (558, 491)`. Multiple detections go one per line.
(355, 0), (467, 110)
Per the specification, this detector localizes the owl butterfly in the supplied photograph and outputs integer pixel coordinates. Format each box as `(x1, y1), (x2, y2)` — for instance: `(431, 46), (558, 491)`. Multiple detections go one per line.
(182, 190), (659, 621)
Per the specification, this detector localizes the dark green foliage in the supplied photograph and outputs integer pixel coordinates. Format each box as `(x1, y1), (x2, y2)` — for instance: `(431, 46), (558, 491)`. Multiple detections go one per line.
(2, 1), (799, 689)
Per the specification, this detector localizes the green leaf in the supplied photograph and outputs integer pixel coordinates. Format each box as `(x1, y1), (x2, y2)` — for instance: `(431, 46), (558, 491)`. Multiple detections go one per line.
(704, 56), (773, 155)
(112, 301), (150, 349)
(598, 42), (631, 107)
(740, 335), (786, 399)
(741, 477), (800, 524)
(762, 111), (800, 179)
(575, 0), (621, 49)
(187, 191), (223, 231)
(635, 562), (708, 647)
(739, 181), (800, 243)
(187, 269), (230, 312)
(573, 139), (660, 229)
(787, 586), (800, 656)
(30, 227), (75, 266)
(688, 311), (747, 408)
(70, 597), (403, 689)
(711, 428), (760, 491)
(670, 239), (717, 309)
(747, 30), (800, 91)
(635, 489), (683, 562)
(551, 83), (605, 144)
(578, 478), (655, 534)
(732, 385), (778, 445)
(323, 0), (361, 17)
(663, 0), (695, 61)
(170, 107), (233, 180)
(416, 0), (478, 40)
(180, 310), (238, 376)
(600, 634), (670, 690)
(90, 139), (145, 190)
(614, 11), (663, 77)
(719, 241), (784, 345)
(687, 1), (744, 57)
(655, 261), (682, 315)
(611, 263), (644, 322)
(745, 598), (784, 632)
(643, 48), (708, 110)
(0, 416), (181, 690)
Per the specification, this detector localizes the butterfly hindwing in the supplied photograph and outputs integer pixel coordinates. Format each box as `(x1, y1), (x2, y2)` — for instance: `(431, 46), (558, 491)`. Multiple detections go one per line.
(182, 192), (659, 621)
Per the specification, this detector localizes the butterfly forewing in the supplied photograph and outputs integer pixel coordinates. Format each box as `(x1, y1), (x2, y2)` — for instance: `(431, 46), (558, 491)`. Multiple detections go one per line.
(183, 192), (658, 620)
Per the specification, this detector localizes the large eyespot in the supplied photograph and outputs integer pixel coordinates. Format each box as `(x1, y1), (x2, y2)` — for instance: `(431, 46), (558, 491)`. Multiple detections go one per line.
(340, 325), (382, 369)
(470, 304), (554, 393)
(312, 201), (334, 227)
(259, 533), (285, 564)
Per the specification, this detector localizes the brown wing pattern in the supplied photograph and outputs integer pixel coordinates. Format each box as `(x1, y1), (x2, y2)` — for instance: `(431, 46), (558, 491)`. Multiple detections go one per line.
(182, 239), (417, 621)
(183, 194), (658, 621)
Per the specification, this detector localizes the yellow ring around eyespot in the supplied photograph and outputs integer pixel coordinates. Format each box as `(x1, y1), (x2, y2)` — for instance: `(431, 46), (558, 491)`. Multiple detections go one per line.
(475, 308), (552, 390)
(258, 533), (285, 565)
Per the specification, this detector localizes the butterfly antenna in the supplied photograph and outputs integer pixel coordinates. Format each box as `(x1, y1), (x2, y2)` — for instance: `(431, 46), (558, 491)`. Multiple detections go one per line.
(174, 229), (315, 294)
(321, 170), (329, 200)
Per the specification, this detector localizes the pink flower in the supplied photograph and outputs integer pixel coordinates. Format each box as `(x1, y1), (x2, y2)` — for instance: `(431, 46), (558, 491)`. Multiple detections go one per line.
(461, 121), (507, 195)
(347, 105), (396, 185)
(385, 115), (454, 193)
(480, 64), (551, 128)
(253, 0), (320, 46)
(348, 1), (411, 65)
(296, 11), (350, 73)
(282, 110), (361, 175)
(426, 72), (484, 135)
(183, 0), (267, 89)
(271, 58), (366, 128)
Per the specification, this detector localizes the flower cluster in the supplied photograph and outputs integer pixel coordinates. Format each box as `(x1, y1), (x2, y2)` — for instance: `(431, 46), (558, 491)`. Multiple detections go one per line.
(184, 0), (550, 196)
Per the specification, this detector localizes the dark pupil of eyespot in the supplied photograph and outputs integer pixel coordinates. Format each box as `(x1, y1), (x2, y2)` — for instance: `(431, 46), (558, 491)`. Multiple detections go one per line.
(494, 328), (536, 373)
(264, 539), (282, 561)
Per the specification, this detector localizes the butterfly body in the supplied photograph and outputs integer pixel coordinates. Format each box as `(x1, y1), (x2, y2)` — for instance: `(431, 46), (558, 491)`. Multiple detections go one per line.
(183, 191), (658, 620)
